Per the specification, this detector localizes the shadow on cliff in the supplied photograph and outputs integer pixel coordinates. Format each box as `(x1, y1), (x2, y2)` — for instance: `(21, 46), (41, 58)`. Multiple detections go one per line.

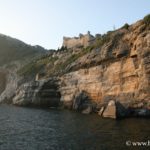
(72, 90), (96, 114)
(12, 78), (61, 108)
(0, 71), (7, 95)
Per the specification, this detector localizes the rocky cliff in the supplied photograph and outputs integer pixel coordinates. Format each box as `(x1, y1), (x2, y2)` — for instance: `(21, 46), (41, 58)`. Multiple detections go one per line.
(0, 68), (21, 103)
(0, 34), (47, 103)
(13, 78), (60, 107)
(59, 19), (150, 111)
(2, 15), (150, 118)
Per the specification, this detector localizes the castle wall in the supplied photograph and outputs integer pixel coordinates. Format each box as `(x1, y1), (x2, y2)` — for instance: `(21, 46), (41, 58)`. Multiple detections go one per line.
(63, 33), (94, 49)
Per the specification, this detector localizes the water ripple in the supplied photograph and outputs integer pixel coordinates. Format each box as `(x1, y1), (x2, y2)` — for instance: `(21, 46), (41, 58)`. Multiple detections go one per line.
(0, 104), (149, 150)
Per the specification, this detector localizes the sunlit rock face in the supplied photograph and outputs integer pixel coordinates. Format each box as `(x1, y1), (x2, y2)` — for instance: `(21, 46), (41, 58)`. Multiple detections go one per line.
(60, 21), (150, 109)
(8, 18), (150, 110)
(60, 58), (140, 108)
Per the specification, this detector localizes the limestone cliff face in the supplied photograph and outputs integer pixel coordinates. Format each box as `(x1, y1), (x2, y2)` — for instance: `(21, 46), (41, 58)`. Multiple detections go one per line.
(60, 20), (150, 109)
(60, 57), (147, 108)
(9, 17), (150, 111)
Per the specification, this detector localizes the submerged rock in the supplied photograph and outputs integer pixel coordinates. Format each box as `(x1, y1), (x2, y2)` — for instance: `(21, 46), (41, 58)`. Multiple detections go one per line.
(131, 108), (150, 117)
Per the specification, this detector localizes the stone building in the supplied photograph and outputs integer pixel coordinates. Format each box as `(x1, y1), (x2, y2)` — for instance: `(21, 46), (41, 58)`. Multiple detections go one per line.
(62, 31), (95, 49)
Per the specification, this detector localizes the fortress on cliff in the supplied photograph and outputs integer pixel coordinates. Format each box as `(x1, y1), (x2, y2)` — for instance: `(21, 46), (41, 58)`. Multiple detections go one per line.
(62, 31), (95, 49)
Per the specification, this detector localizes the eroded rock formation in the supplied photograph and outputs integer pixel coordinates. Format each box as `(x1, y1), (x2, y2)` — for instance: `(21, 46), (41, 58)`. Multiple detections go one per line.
(1, 16), (149, 119)
(60, 20), (150, 111)
(13, 78), (61, 107)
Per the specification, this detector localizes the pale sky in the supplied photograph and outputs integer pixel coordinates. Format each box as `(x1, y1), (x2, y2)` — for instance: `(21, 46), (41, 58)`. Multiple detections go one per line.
(0, 0), (149, 49)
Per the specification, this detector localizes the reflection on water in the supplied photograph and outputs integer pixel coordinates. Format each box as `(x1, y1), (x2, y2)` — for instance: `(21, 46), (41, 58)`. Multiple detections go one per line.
(0, 104), (149, 150)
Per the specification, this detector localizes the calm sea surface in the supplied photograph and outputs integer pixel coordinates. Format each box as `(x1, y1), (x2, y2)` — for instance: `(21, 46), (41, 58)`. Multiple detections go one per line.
(0, 104), (150, 150)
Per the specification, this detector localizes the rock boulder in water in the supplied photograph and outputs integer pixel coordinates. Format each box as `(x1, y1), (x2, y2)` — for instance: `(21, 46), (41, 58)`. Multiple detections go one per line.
(82, 105), (93, 114)
(102, 100), (129, 119)
(102, 100), (116, 119)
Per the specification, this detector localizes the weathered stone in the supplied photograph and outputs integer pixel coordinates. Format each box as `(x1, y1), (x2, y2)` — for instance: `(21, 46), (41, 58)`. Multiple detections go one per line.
(102, 100), (129, 119)
(0, 69), (21, 104)
(73, 91), (89, 110)
(63, 32), (94, 49)
(131, 102), (144, 108)
(98, 106), (105, 116)
(116, 49), (129, 58)
(102, 100), (116, 119)
(82, 106), (92, 114)
(60, 56), (140, 108)
(1, 16), (150, 118)
(13, 78), (61, 107)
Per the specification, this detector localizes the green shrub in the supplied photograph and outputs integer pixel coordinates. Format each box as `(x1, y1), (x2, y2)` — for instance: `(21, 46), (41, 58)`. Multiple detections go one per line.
(17, 56), (58, 76)
(57, 46), (68, 51)
(143, 14), (150, 25)
(99, 34), (110, 46)
(37, 56), (58, 65)
(58, 54), (80, 69)
(17, 61), (43, 76)
(122, 23), (129, 29)
(82, 46), (94, 54)
(91, 33), (111, 49)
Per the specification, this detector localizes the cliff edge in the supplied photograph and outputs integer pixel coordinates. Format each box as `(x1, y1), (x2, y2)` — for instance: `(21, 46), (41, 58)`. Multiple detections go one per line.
(2, 14), (150, 118)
